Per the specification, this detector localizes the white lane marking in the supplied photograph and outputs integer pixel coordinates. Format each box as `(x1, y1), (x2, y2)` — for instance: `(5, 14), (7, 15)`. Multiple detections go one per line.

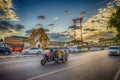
(26, 55), (104, 80)
(112, 64), (120, 80)
(26, 60), (91, 80)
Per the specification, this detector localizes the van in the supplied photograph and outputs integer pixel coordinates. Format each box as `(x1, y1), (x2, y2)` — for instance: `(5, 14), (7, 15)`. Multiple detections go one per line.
(108, 46), (120, 56)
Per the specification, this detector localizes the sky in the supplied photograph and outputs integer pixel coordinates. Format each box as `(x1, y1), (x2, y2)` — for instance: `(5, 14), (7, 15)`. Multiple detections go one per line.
(13, 0), (110, 32)
(0, 0), (119, 42)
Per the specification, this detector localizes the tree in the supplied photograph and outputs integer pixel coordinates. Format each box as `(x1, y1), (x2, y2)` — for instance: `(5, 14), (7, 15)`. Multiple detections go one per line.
(0, 39), (3, 42)
(108, 7), (120, 40)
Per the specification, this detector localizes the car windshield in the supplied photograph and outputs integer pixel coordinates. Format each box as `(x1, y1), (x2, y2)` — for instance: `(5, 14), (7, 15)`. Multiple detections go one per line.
(109, 47), (119, 50)
(59, 47), (67, 49)
(30, 48), (38, 50)
(70, 47), (77, 49)
(50, 47), (58, 49)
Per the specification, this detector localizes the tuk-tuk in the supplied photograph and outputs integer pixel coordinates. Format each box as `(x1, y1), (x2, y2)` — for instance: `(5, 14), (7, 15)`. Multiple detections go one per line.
(41, 49), (68, 65)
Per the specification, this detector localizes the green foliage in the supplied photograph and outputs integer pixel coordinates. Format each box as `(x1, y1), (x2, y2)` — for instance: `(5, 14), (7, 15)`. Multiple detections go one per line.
(77, 46), (82, 49)
(108, 7), (120, 40)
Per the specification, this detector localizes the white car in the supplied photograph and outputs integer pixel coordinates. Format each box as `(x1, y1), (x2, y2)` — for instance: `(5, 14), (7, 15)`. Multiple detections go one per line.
(90, 47), (102, 51)
(69, 46), (80, 53)
(90, 48), (96, 51)
(22, 47), (43, 55)
(108, 46), (120, 56)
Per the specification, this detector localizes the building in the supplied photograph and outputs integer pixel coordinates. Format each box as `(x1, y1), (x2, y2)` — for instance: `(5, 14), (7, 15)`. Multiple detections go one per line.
(27, 28), (50, 48)
(11, 36), (28, 41)
(0, 36), (27, 52)
(98, 38), (120, 47)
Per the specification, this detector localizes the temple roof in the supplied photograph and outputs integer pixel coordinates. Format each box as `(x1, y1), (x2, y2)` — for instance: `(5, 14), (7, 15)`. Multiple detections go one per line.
(28, 28), (49, 40)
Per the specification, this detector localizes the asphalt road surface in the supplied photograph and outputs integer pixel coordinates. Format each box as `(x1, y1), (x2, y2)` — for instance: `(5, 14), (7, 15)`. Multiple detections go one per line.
(0, 50), (120, 80)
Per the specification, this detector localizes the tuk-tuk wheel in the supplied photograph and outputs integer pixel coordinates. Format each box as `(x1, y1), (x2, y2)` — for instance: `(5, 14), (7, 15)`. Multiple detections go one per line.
(62, 57), (67, 63)
(41, 59), (46, 65)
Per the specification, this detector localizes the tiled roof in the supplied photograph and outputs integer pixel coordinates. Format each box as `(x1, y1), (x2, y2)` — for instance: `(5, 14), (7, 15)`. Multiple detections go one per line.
(5, 39), (24, 45)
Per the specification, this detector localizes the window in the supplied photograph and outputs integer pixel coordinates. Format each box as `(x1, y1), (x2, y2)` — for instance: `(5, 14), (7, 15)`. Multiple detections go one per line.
(109, 47), (119, 50)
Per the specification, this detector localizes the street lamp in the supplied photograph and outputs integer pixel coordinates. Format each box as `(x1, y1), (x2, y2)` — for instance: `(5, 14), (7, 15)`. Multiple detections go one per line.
(73, 17), (84, 46)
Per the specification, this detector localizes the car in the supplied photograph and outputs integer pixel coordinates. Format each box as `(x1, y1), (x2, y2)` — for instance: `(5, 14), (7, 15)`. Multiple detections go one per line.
(79, 47), (89, 52)
(89, 47), (102, 51)
(0, 47), (12, 55)
(89, 47), (97, 51)
(69, 46), (80, 53)
(49, 46), (69, 54)
(108, 46), (120, 56)
(22, 47), (43, 55)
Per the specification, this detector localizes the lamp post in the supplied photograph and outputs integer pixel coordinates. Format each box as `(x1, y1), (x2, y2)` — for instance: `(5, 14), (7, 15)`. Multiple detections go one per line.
(73, 17), (83, 46)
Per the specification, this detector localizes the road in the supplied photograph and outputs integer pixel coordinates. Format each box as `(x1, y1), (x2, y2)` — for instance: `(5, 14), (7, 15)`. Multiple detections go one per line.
(0, 50), (120, 80)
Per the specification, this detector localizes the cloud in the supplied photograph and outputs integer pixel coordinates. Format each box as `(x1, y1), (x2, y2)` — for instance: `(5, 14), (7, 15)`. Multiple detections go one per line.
(84, 28), (91, 31)
(0, 21), (20, 36)
(36, 24), (43, 27)
(0, 21), (24, 32)
(0, 24), (9, 30)
(65, 10), (71, 15)
(25, 28), (50, 35)
(79, 0), (120, 42)
(68, 25), (79, 29)
(37, 15), (46, 20)
(98, 0), (110, 5)
(61, 31), (70, 34)
(80, 11), (86, 17)
(84, 0), (120, 29)
(54, 17), (59, 20)
(0, 0), (19, 21)
(84, 28), (97, 31)
(47, 24), (54, 26)
(0, 20), (13, 27)
(8, 29), (17, 33)
(44, 28), (50, 32)
(15, 24), (24, 31)
(25, 28), (35, 34)
(48, 33), (73, 42)
(0, 21), (13, 31)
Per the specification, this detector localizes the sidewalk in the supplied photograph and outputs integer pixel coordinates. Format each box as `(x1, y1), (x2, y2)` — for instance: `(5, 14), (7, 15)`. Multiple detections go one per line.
(0, 52), (39, 59)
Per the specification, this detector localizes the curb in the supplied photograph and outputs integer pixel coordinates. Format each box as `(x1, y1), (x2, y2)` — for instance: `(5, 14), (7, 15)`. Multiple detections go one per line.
(0, 55), (39, 59)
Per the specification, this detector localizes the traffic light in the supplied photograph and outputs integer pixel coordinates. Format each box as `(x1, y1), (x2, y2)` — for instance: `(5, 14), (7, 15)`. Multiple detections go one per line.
(0, 39), (3, 42)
